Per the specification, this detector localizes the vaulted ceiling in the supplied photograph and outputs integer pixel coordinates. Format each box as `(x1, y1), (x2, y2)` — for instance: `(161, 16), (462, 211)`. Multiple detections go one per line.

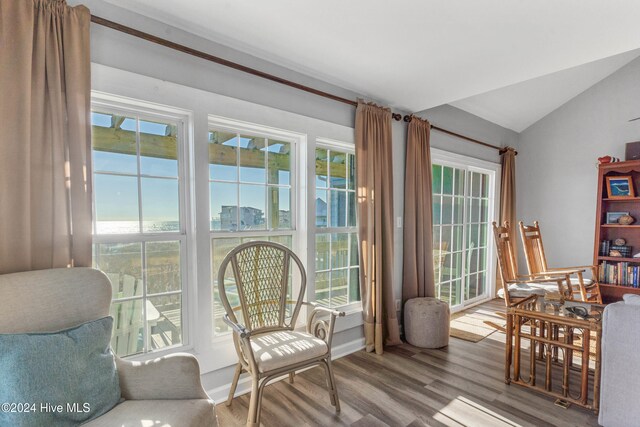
(449, 49), (640, 132)
(101, 0), (640, 131)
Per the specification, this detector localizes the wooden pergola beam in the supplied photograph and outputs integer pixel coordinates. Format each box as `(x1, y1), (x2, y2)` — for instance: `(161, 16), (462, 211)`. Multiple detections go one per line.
(91, 125), (349, 178)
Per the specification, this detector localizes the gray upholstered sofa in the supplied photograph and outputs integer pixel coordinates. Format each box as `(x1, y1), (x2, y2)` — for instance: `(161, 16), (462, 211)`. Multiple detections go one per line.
(599, 297), (640, 427)
(0, 267), (217, 426)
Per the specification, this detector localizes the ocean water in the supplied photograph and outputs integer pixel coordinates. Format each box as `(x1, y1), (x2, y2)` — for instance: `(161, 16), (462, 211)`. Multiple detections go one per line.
(96, 220), (180, 234)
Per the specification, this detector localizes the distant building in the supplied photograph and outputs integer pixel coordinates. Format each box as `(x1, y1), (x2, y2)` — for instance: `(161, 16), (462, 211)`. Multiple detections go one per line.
(278, 210), (291, 228)
(316, 198), (327, 226)
(219, 206), (264, 230)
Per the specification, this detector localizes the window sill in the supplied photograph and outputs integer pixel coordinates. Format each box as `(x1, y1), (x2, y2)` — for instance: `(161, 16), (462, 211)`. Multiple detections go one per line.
(118, 343), (194, 362)
(328, 305), (363, 334)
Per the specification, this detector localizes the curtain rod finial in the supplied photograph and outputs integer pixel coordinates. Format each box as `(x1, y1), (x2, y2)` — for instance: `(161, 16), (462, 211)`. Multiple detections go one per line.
(499, 146), (518, 156)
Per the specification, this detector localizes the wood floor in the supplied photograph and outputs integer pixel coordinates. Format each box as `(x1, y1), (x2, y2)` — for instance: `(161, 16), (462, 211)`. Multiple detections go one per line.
(215, 299), (599, 427)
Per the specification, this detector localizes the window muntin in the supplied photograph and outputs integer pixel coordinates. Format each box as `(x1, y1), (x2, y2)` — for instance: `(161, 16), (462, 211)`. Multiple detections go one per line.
(91, 107), (187, 357)
(314, 146), (359, 308)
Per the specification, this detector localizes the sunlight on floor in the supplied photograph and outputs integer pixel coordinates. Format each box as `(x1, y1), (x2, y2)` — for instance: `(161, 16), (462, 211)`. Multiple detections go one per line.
(435, 394), (524, 427)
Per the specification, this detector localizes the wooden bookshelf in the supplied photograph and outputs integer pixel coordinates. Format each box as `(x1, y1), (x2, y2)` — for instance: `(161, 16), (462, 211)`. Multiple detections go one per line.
(594, 160), (640, 302)
(603, 197), (640, 201)
(598, 256), (640, 263)
(597, 283), (640, 302)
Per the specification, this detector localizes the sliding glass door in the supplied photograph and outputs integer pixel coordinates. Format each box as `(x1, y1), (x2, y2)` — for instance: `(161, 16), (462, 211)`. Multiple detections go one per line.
(432, 151), (498, 311)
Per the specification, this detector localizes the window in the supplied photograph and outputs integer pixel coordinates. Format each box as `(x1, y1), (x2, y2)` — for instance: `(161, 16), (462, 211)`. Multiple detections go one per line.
(314, 143), (360, 308)
(91, 100), (190, 357)
(431, 151), (498, 310)
(209, 119), (299, 335)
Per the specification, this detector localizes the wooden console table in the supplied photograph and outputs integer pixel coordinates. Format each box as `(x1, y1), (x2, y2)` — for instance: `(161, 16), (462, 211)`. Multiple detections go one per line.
(505, 297), (604, 414)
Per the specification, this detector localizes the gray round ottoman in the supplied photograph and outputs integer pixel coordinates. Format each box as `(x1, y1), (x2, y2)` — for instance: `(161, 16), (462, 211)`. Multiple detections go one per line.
(404, 297), (450, 348)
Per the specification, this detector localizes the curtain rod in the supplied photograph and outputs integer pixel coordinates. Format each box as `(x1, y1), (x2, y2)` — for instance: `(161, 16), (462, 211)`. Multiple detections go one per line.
(90, 15), (513, 155)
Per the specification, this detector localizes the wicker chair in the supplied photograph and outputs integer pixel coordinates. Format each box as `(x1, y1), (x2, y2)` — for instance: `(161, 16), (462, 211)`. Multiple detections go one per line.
(218, 241), (345, 427)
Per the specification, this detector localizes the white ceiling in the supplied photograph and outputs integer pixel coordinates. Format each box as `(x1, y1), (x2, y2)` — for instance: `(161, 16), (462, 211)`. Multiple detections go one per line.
(450, 49), (640, 132)
(101, 0), (640, 128)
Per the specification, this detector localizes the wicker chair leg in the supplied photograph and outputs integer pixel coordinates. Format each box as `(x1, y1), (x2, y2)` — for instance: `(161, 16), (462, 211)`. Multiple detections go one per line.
(323, 359), (341, 412)
(246, 376), (261, 427)
(288, 372), (295, 384)
(320, 360), (334, 405)
(255, 377), (270, 425)
(227, 363), (243, 406)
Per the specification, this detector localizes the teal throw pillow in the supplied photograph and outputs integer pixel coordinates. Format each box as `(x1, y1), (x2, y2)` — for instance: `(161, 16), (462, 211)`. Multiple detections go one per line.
(0, 317), (120, 426)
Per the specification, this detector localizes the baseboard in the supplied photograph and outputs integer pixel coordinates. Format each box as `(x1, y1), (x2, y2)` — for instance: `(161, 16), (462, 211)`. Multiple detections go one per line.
(332, 337), (366, 359)
(206, 337), (366, 403)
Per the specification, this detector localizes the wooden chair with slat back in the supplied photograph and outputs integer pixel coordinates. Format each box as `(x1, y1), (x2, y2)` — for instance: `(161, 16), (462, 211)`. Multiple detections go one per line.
(518, 221), (602, 304)
(494, 221), (519, 308)
(492, 221), (572, 310)
(218, 241), (345, 427)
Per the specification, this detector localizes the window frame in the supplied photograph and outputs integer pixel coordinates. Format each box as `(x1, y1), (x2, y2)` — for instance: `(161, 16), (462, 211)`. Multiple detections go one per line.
(312, 137), (361, 313)
(208, 115), (308, 341)
(90, 92), (196, 359)
(430, 148), (501, 314)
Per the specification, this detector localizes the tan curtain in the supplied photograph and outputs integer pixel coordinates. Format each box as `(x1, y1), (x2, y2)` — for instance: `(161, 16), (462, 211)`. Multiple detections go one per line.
(497, 148), (517, 291)
(355, 101), (401, 355)
(402, 116), (435, 302)
(0, 0), (92, 274)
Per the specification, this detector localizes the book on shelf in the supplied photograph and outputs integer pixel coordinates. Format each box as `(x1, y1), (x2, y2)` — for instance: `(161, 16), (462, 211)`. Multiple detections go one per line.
(598, 260), (640, 287)
(599, 240), (611, 256)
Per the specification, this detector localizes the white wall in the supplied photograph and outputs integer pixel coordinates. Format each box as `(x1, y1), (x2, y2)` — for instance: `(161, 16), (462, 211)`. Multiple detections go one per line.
(416, 104), (519, 164)
(516, 56), (640, 270)
(69, 0), (363, 128)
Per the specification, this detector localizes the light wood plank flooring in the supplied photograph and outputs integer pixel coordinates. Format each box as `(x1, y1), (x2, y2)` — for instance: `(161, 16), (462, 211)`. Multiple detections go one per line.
(215, 299), (599, 426)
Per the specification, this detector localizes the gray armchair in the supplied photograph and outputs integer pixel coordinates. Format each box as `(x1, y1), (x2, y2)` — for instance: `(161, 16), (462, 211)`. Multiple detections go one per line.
(599, 298), (640, 427)
(0, 267), (217, 427)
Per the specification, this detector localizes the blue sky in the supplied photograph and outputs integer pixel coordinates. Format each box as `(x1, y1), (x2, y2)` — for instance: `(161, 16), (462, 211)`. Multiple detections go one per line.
(92, 112), (179, 222)
(93, 113), (291, 224)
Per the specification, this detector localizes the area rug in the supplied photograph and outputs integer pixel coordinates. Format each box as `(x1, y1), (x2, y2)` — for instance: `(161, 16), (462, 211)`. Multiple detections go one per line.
(569, 330), (599, 359)
(450, 301), (506, 343)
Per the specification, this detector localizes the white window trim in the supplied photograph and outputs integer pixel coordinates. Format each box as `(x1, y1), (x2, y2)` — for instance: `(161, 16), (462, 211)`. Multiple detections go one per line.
(208, 115), (308, 343)
(431, 147), (501, 171)
(430, 148), (501, 313)
(312, 137), (362, 314)
(91, 91), (197, 360)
